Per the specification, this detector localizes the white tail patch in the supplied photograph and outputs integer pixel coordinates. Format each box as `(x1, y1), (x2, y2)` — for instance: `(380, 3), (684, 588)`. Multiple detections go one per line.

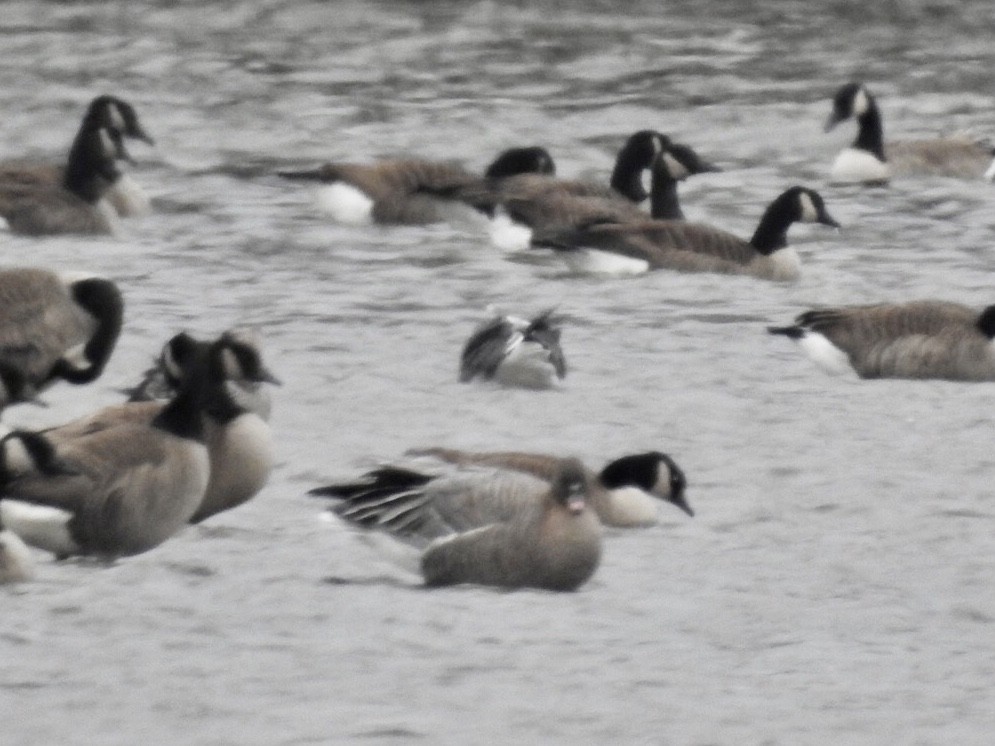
(0, 502), (79, 558)
(316, 183), (374, 225)
(561, 249), (650, 276)
(797, 332), (854, 376)
(488, 209), (533, 253)
(829, 147), (890, 184)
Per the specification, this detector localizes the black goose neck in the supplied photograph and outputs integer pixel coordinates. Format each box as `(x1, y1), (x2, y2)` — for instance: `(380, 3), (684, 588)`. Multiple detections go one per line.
(854, 98), (886, 161)
(749, 194), (796, 255)
(62, 129), (119, 204)
(649, 175), (683, 220)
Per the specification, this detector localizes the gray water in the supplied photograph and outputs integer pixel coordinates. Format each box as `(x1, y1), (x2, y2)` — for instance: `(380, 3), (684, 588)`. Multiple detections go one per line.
(2, 1), (995, 743)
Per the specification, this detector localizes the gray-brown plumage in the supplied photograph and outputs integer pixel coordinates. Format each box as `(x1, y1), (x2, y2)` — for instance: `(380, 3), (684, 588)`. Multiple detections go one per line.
(0, 268), (123, 411)
(0, 95), (155, 217)
(0, 124), (122, 235)
(768, 300), (995, 380)
(408, 448), (692, 525)
(310, 458), (602, 591)
(277, 146), (555, 225)
(40, 330), (280, 525)
(491, 139), (720, 234)
(533, 186), (839, 281)
(826, 82), (995, 183)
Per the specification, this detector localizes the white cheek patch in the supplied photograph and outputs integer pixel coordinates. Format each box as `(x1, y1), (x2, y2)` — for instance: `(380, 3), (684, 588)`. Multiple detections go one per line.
(798, 191), (818, 223)
(62, 343), (91, 372)
(488, 209), (532, 252)
(3, 437), (36, 477)
(652, 135), (664, 156)
(221, 348), (242, 380)
(661, 152), (689, 180)
(853, 87), (869, 117)
(109, 103), (127, 132)
(99, 129), (116, 159)
(162, 343), (185, 381)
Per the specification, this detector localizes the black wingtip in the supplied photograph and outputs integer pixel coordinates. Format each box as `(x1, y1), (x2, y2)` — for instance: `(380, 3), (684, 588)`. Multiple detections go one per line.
(767, 325), (805, 339)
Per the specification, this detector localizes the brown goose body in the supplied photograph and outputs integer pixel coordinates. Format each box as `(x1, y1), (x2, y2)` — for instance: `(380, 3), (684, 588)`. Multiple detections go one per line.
(0, 268), (123, 410)
(768, 301), (995, 380)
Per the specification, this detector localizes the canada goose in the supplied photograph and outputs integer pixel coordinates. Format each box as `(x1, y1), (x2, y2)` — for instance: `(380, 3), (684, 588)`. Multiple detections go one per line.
(533, 186), (839, 280)
(277, 146), (555, 226)
(0, 333), (278, 558)
(0, 95), (155, 216)
(768, 300), (995, 381)
(41, 330), (279, 526)
(459, 310), (566, 389)
(122, 329), (273, 422)
(407, 448), (693, 525)
(0, 124), (123, 235)
(0, 268), (124, 411)
(825, 82), (995, 183)
(480, 140), (721, 251)
(0, 528), (33, 583)
(311, 458), (602, 591)
(453, 130), (689, 250)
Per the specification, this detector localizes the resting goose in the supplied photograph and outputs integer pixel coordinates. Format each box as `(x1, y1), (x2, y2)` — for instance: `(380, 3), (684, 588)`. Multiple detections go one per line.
(768, 300), (995, 380)
(825, 82), (995, 183)
(0, 95), (155, 217)
(0, 268), (123, 411)
(407, 448), (693, 526)
(0, 124), (124, 235)
(0, 353), (214, 559)
(42, 330), (280, 525)
(310, 458), (602, 591)
(277, 145), (555, 226)
(459, 310), (566, 389)
(533, 186), (838, 280)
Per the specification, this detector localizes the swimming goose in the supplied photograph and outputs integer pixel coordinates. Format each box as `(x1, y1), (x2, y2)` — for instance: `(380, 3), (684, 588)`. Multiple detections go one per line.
(533, 186), (839, 280)
(311, 458), (602, 591)
(825, 82), (995, 183)
(0, 268), (124, 411)
(482, 140), (721, 251)
(277, 146), (555, 226)
(0, 95), (155, 216)
(0, 124), (123, 235)
(0, 528), (33, 583)
(453, 130), (689, 249)
(407, 448), (693, 525)
(41, 330), (280, 525)
(459, 310), (566, 389)
(768, 300), (995, 380)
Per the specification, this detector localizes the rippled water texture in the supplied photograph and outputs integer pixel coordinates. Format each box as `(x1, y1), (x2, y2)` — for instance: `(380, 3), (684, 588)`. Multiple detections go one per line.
(2, 1), (994, 743)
